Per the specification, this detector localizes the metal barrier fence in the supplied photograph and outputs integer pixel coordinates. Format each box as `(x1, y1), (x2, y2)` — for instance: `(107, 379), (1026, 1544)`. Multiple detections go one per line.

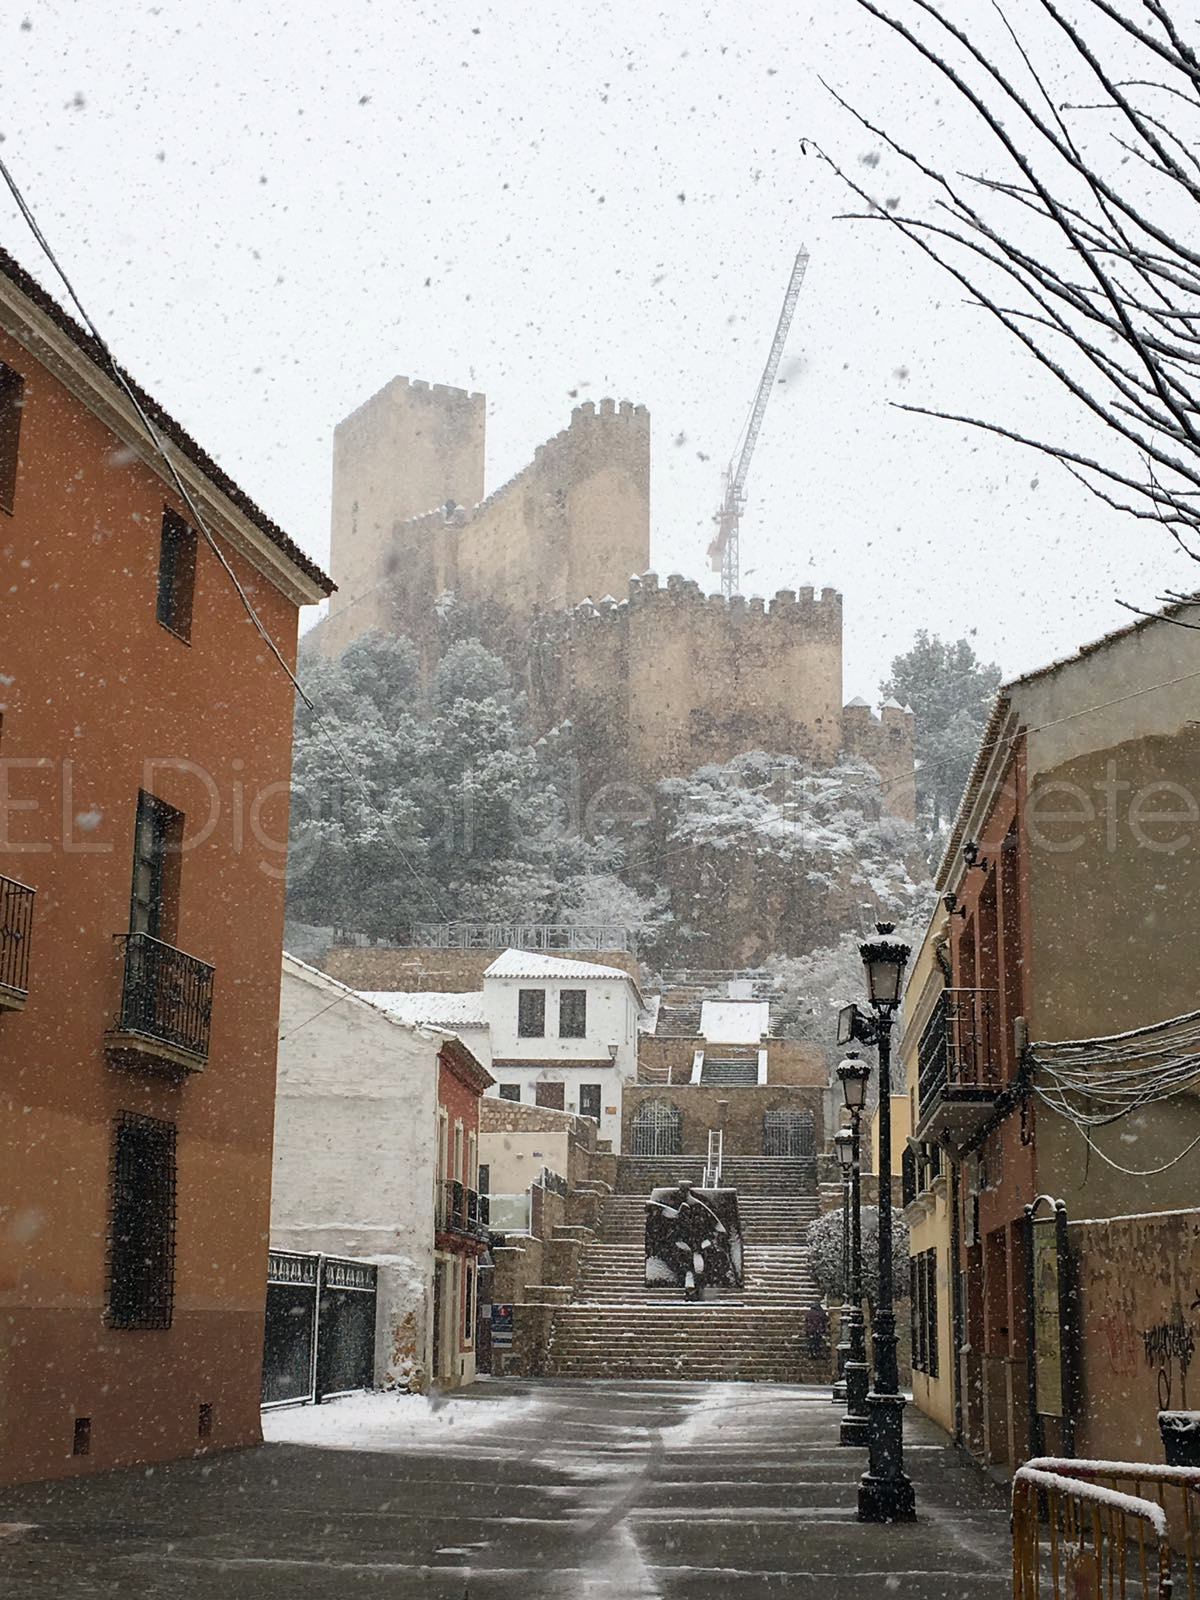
(1013, 1458), (1200, 1599)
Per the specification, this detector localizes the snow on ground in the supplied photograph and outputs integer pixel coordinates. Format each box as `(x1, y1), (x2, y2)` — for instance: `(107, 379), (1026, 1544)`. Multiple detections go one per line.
(262, 1389), (535, 1452)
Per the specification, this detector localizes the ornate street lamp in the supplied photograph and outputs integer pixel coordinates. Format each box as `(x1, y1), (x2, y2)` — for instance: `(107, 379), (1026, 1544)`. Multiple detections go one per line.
(837, 1051), (871, 1447)
(856, 921), (915, 1522)
(832, 1125), (855, 1405)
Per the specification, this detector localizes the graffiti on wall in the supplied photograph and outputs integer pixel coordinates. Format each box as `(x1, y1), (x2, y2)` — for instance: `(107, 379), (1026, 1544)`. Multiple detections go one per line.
(1073, 1213), (1200, 1460)
(1141, 1295), (1198, 1410)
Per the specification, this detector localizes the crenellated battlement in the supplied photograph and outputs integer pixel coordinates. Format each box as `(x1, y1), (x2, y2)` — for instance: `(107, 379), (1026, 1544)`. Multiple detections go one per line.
(335, 373), (485, 443)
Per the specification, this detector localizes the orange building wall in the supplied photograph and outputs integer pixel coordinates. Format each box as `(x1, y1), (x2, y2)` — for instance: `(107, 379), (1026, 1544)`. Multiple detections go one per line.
(0, 321), (303, 1482)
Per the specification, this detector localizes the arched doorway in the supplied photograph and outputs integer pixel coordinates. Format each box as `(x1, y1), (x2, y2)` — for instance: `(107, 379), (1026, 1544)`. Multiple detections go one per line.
(631, 1100), (683, 1156)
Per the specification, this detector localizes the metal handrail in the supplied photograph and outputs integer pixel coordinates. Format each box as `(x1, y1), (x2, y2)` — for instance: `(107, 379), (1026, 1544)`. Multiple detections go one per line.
(1013, 1458), (1200, 1600)
(113, 931), (213, 1058)
(0, 874), (34, 997)
(917, 987), (999, 1116)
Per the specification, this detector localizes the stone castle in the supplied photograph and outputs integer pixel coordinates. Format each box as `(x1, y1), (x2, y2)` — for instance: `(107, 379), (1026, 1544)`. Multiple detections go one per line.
(314, 376), (915, 820)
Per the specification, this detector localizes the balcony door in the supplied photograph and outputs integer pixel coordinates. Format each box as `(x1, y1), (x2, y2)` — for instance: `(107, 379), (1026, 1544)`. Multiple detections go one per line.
(130, 791), (181, 941)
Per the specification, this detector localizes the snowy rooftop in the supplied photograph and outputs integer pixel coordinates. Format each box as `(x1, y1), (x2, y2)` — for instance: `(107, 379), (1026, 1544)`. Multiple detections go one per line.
(360, 990), (489, 1029)
(484, 949), (636, 986)
(700, 999), (771, 1043)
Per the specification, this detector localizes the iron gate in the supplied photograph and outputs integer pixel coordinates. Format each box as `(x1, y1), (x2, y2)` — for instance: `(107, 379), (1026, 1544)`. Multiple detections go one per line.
(762, 1110), (815, 1157)
(631, 1100), (683, 1156)
(262, 1250), (378, 1408)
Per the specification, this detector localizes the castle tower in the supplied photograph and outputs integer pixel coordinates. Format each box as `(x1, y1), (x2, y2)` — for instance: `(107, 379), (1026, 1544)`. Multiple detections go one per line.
(319, 377), (486, 656)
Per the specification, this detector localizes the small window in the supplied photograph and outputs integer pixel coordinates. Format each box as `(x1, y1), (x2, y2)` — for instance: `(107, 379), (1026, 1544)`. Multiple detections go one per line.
(579, 1084), (601, 1122)
(497, 1083), (521, 1102)
(72, 1416), (91, 1457)
(559, 989), (587, 1039)
(517, 988), (545, 1038)
(156, 509), (198, 641)
(130, 790), (183, 941)
(0, 362), (24, 513)
(107, 1112), (176, 1330)
(197, 1403), (213, 1440)
(477, 1163), (490, 1194)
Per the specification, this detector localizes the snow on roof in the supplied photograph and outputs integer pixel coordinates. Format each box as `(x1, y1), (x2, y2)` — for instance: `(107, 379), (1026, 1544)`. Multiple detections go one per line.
(360, 990), (488, 1029)
(281, 954), (454, 1040)
(846, 695), (871, 708)
(484, 949), (631, 984)
(700, 999), (771, 1043)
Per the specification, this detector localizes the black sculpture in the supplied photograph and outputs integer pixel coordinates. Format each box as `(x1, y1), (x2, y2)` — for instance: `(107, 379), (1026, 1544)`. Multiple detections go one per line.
(645, 1181), (743, 1298)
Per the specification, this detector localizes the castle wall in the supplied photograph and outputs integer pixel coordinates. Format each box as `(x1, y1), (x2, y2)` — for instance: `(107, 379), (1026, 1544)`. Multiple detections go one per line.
(842, 701), (917, 823)
(535, 575), (846, 796)
(317, 388), (649, 661)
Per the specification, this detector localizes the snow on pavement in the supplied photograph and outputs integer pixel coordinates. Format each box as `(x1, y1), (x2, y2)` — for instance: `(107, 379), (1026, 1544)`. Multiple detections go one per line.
(262, 1388), (536, 1451)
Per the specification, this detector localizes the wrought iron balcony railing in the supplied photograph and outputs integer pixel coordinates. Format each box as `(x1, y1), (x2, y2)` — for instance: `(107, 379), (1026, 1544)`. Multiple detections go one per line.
(0, 874), (34, 1008)
(438, 1180), (489, 1239)
(916, 988), (1000, 1147)
(109, 932), (213, 1068)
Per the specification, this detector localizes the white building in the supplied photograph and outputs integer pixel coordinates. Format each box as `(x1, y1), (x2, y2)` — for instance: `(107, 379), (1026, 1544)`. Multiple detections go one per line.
(272, 955), (491, 1392)
(363, 948), (643, 1152)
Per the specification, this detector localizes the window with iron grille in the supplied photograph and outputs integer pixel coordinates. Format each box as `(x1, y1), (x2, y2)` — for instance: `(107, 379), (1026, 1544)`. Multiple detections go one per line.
(911, 1248), (939, 1378)
(107, 1112), (177, 1330)
(517, 988), (545, 1037)
(157, 509), (198, 642)
(558, 988), (587, 1038)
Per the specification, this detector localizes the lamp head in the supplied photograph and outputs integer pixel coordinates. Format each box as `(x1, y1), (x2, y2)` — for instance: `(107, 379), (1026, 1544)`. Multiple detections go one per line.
(859, 921), (911, 1010)
(834, 1126), (854, 1173)
(837, 1049), (871, 1113)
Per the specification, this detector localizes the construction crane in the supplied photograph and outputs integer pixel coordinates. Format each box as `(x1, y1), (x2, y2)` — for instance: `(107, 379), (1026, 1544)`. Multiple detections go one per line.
(709, 245), (810, 598)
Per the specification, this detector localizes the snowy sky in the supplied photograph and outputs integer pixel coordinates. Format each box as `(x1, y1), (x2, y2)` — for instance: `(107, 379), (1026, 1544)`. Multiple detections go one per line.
(3, 0), (1194, 697)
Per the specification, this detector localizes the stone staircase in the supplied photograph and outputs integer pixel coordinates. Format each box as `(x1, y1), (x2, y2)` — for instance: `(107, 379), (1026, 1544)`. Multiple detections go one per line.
(544, 1156), (827, 1382)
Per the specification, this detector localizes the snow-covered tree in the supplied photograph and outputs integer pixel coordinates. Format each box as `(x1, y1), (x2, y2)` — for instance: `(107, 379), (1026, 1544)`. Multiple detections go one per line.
(286, 631), (638, 939)
(881, 632), (1001, 851)
(805, 1205), (911, 1309)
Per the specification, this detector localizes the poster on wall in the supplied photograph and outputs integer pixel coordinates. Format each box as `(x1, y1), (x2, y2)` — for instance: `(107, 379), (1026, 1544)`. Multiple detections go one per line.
(1033, 1214), (1064, 1418)
(491, 1303), (513, 1351)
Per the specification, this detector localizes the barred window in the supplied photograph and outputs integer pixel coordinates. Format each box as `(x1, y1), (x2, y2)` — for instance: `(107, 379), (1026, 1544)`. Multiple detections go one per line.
(517, 988), (545, 1037)
(108, 1112), (177, 1330)
(558, 988), (587, 1038)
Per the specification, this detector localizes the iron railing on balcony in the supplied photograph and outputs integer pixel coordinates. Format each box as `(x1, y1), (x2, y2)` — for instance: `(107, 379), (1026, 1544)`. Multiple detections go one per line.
(406, 921), (635, 953)
(114, 932), (214, 1060)
(437, 1180), (489, 1238)
(0, 874), (34, 1000)
(917, 987), (999, 1117)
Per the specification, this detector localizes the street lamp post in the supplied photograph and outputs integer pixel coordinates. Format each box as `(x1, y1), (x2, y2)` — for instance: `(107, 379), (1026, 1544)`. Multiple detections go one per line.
(837, 1051), (871, 1448)
(832, 1125), (854, 1404)
(856, 921), (916, 1523)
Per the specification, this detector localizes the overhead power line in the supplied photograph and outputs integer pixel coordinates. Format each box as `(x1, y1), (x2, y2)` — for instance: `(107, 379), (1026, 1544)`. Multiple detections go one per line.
(0, 153), (447, 919)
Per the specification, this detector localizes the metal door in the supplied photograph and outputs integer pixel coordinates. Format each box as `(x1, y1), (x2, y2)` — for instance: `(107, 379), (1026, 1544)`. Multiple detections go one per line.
(631, 1100), (682, 1156)
(315, 1257), (377, 1400)
(262, 1251), (318, 1407)
(762, 1110), (815, 1157)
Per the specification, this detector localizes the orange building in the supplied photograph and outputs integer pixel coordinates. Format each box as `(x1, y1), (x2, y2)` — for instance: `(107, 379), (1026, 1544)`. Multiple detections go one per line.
(0, 245), (332, 1483)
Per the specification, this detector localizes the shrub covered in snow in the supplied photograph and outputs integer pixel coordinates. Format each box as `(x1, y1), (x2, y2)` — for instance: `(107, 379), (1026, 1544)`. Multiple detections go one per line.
(805, 1205), (911, 1307)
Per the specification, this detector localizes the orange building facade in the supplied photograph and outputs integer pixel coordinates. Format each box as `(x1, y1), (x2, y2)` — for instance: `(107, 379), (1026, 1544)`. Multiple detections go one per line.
(0, 246), (332, 1483)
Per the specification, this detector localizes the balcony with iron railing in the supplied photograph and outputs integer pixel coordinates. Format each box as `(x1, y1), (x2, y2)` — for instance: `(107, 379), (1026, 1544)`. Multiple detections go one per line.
(916, 988), (1001, 1149)
(437, 1179), (490, 1241)
(105, 931), (214, 1072)
(0, 875), (34, 1011)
